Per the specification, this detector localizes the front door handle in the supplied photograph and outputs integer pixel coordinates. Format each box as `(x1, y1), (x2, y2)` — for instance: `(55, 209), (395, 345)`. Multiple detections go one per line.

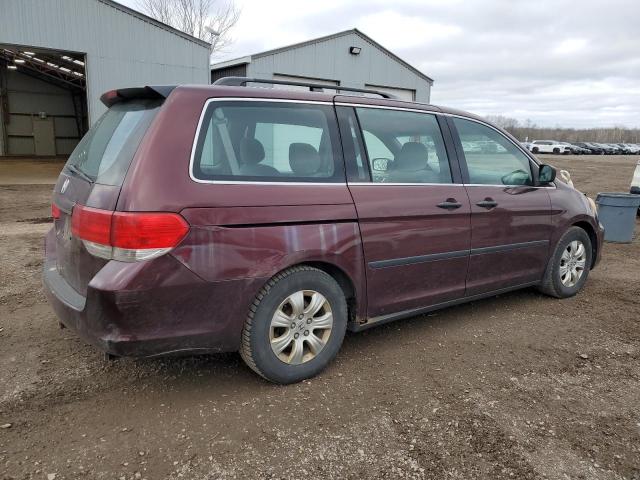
(437, 198), (462, 210)
(476, 198), (498, 209)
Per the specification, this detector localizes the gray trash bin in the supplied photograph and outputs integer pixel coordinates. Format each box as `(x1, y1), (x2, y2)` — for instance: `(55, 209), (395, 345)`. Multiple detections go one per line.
(595, 192), (640, 243)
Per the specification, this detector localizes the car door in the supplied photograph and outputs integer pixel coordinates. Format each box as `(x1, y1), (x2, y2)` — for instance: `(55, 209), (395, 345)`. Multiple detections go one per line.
(448, 116), (553, 296)
(336, 105), (471, 319)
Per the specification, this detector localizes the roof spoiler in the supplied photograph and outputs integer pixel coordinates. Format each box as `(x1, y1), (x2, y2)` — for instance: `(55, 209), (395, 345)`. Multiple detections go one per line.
(213, 76), (398, 99)
(100, 85), (176, 107)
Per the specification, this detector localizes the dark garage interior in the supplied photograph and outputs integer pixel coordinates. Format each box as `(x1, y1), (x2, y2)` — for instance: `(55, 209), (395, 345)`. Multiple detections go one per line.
(0, 44), (88, 158)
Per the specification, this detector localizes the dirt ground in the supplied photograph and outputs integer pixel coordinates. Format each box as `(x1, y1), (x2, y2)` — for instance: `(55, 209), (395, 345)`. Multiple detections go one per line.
(0, 155), (638, 480)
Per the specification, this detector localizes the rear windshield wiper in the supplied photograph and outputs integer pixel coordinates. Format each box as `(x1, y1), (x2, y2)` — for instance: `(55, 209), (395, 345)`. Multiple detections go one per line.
(66, 164), (95, 184)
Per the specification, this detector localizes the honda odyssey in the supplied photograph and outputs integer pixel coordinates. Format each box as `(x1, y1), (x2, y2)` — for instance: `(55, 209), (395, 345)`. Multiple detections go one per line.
(44, 78), (604, 383)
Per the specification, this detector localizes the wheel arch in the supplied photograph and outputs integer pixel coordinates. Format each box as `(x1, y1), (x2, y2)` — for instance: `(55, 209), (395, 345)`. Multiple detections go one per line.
(572, 220), (598, 269)
(301, 261), (360, 325)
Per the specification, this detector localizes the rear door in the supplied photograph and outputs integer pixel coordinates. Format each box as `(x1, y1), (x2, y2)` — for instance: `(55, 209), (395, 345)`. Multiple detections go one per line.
(337, 105), (471, 319)
(448, 116), (552, 296)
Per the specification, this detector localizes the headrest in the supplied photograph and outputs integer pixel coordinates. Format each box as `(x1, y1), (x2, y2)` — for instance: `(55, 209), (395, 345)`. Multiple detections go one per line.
(289, 143), (321, 176)
(395, 142), (428, 171)
(239, 138), (265, 165)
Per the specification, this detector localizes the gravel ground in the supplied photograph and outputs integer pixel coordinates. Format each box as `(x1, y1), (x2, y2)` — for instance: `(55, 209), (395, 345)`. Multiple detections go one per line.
(0, 155), (638, 480)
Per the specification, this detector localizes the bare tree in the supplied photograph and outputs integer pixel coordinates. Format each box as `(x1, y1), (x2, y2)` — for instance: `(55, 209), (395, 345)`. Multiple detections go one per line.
(485, 115), (520, 130)
(138, 0), (240, 55)
(481, 114), (640, 143)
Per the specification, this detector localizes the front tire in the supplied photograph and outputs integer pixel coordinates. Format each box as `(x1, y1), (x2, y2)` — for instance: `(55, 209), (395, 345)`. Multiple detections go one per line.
(538, 227), (592, 298)
(240, 266), (347, 384)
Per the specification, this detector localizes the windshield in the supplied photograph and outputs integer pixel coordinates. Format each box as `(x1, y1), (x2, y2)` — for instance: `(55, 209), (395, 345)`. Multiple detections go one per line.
(65, 99), (162, 185)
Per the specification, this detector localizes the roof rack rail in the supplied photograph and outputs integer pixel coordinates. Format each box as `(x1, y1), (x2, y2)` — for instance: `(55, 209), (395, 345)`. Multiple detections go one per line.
(213, 76), (398, 99)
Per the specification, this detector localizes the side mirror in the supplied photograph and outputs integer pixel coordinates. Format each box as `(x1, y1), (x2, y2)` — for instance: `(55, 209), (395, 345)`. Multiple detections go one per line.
(372, 158), (390, 172)
(538, 164), (556, 185)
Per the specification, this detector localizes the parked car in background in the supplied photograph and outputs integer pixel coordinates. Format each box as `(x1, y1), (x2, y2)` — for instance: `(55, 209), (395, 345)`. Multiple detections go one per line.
(625, 144), (640, 154)
(43, 78), (604, 383)
(605, 143), (625, 154)
(575, 145), (592, 155)
(609, 144), (625, 154)
(559, 142), (588, 155)
(616, 143), (640, 154)
(614, 144), (632, 155)
(586, 143), (607, 154)
(530, 140), (572, 154)
(592, 143), (617, 154)
(573, 142), (604, 155)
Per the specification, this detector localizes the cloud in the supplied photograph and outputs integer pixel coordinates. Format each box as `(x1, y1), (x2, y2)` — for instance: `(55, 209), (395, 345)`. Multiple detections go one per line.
(552, 38), (589, 56)
(357, 11), (461, 49)
(120, 0), (640, 128)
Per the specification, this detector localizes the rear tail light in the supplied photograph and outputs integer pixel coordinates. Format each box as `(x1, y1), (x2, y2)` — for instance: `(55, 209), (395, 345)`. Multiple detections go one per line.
(51, 203), (61, 220)
(71, 205), (189, 262)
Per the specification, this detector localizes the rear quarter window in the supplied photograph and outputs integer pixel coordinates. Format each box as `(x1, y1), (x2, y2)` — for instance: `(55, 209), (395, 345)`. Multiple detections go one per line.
(191, 101), (344, 183)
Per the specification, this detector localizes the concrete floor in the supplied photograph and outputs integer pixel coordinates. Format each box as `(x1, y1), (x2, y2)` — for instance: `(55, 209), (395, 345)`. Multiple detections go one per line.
(0, 158), (64, 185)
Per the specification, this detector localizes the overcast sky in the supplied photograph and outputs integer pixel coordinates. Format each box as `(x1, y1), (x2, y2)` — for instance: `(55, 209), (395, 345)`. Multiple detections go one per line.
(124, 0), (640, 128)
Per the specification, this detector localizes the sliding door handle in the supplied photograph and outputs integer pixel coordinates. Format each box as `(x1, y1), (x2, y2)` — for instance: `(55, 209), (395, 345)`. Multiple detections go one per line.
(437, 199), (462, 210)
(476, 199), (498, 209)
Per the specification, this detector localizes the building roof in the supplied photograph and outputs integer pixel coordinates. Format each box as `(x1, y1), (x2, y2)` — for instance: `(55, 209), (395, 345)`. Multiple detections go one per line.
(100, 0), (211, 48)
(211, 28), (433, 84)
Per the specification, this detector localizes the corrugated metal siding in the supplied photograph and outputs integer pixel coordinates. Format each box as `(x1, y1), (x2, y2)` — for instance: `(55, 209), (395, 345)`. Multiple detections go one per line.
(211, 64), (247, 82)
(0, 0), (210, 124)
(246, 32), (430, 102)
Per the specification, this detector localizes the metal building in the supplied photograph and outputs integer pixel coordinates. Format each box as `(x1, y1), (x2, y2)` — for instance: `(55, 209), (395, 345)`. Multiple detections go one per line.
(211, 29), (433, 103)
(0, 0), (210, 157)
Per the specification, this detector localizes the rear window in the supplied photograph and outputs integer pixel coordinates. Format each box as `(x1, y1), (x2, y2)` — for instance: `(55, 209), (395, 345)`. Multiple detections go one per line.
(65, 99), (162, 186)
(191, 101), (344, 183)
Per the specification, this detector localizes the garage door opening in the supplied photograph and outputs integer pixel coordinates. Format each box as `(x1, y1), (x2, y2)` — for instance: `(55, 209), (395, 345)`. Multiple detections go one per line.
(0, 44), (88, 158)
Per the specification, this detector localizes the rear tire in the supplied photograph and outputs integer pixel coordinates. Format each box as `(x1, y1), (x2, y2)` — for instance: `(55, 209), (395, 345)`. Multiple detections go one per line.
(538, 227), (592, 298)
(240, 266), (347, 384)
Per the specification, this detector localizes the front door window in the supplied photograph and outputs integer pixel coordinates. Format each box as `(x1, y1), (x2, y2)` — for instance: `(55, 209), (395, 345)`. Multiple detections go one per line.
(453, 118), (533, 186)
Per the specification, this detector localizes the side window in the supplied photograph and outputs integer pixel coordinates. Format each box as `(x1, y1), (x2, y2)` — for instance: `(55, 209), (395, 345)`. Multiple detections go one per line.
(363, 130), (393, 161)
(453, 118), (533, 186)
(192, 101), (343, 183)
(356, 108), (452, 184)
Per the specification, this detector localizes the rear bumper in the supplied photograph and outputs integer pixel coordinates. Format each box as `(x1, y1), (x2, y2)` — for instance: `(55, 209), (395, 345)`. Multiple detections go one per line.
(42, 228), (265, 357)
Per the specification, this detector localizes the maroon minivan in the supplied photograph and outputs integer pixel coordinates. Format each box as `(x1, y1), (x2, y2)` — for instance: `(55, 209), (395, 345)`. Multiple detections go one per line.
(44, 78), (604, 383)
